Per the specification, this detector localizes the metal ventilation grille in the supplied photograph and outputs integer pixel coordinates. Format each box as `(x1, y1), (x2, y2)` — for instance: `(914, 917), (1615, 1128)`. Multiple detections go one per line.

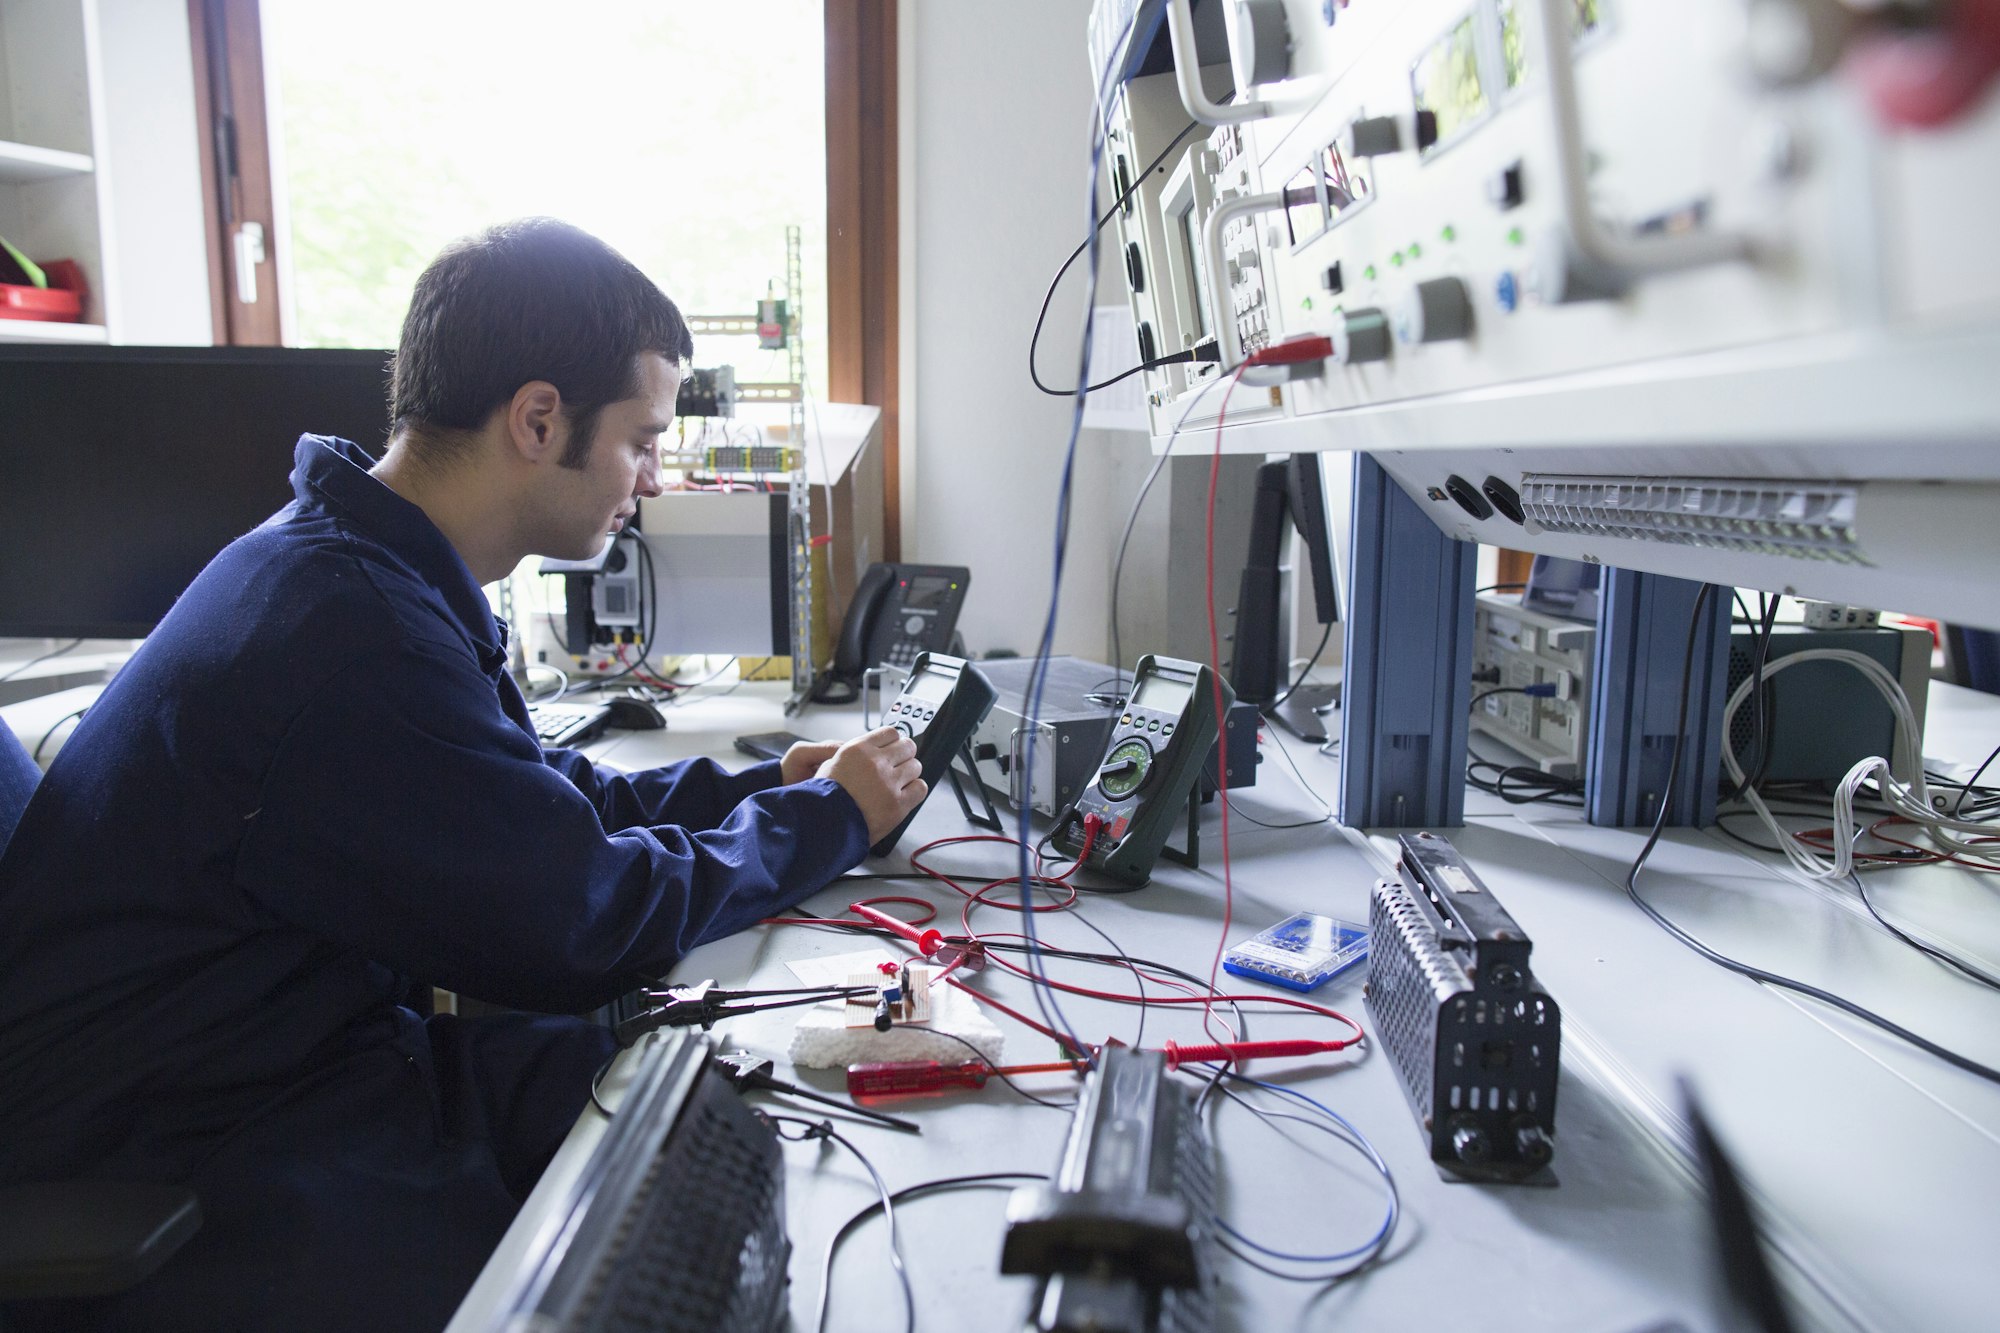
(1367, 876), (1467, 1111)
(1519, 475), (1869, 564)
(571, 1077), (790, 1333)
(1441, 994), (1557, 1118)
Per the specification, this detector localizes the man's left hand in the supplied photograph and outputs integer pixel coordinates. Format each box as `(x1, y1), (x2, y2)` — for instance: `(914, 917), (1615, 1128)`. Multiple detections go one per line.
(780, 740), (842, 786)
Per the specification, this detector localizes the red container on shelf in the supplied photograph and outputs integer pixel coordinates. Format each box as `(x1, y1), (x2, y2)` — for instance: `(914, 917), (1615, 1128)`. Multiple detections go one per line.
(0, 258), (86, 323)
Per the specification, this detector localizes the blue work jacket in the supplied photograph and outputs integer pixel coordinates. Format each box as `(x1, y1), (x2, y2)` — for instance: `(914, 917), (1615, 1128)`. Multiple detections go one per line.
(0, 436), (868, 1329)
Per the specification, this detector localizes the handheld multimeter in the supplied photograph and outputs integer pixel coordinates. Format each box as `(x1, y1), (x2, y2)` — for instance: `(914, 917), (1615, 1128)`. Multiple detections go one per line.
(870, 651), (998, 857)
(1050, 654), (1233, 886)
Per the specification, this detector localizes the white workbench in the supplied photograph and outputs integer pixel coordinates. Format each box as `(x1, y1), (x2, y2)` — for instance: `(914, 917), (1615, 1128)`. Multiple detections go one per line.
(452, 677), (2000, 1332)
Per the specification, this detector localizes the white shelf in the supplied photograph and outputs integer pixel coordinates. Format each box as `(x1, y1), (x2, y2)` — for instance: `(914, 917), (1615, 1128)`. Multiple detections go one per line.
(0, 318), (108, 343)
(0, 138), (94, 183)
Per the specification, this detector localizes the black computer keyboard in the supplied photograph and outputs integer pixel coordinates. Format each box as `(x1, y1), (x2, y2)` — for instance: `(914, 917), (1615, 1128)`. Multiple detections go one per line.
(527, 700), (612, 748)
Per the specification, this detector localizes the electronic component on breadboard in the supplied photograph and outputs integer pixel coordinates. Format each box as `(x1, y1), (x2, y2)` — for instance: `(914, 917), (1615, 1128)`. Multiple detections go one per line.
(1365, 831), (1561, 1184)
(1223, 912), (1369, 993)
(844, 965), (933, 1032)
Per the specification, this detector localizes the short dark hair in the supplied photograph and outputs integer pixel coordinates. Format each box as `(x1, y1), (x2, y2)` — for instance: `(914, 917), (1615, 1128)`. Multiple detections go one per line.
(389, 218), (692, 467)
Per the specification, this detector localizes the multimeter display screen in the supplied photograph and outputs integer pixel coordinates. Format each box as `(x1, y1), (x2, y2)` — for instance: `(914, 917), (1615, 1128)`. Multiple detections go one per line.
(1132, 672), (1192, 714)
(905, 670), (954, 703)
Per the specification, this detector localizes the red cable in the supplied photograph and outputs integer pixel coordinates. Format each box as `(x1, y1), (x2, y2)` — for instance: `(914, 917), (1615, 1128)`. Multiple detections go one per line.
(1791, 817), (2000, 873)
(971, 944), (1365, 1045)
(761, 820), (1368, 1055)
(1200, 367), (1247, 1044)
(944, 978), (1079, 1052)
(1046, 816), (1100, 883)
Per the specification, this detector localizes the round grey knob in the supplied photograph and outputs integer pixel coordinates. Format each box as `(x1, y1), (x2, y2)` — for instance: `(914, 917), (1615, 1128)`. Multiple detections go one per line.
(1345, 115), (1401, 157)
(1331, 307), (1391, 365)
(1231, 0), (1293, 87)
(1394, 277), (1474, 345)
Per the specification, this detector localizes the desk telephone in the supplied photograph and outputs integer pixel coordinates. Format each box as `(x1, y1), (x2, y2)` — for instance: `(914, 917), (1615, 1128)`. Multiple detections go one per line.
(818, 564), (971, 702)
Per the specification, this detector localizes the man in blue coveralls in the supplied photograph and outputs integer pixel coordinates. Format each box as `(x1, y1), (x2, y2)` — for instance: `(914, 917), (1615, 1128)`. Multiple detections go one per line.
(0, 218), (926, 1330)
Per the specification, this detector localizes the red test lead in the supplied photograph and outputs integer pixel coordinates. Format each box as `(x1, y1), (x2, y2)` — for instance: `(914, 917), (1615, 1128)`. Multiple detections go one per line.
(848, 903), (945, 958)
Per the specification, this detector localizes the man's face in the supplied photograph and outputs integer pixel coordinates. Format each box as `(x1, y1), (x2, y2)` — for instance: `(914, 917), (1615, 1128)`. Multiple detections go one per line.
(546, 353), (677, 560)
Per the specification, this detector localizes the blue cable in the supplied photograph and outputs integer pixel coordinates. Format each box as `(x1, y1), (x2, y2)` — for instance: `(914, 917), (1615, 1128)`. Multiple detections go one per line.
(1014, 9), (1139, 1056)
(1213, 1073), (1400, 1271)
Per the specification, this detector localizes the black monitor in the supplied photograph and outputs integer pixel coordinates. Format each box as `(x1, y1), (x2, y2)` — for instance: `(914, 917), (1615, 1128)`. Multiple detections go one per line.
(0, 344), (391, 638)
(1228, 451), (1341, 707)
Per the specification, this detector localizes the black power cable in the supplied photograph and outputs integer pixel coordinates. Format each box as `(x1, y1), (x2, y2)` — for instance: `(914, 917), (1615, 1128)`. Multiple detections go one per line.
(0, 638), (84, 684)
(1029, 119), (1201, 397)
(1075, 344), (1220, 394)
(1624, 583), (2000, 1088)
(769, 1113), (915, 1333)
(816, 1173), (1042, 1333)
(1720, 593), (1781, 805)
(1270, 619), (1336, 712)
(1949, 738), (2000, 823)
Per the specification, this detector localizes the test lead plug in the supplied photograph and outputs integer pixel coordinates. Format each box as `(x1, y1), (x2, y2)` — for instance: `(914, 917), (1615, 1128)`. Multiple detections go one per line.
(714, 1050), (921, 1134)
(612, 979), (873, 1046)
(1239, 333), (1337, 387)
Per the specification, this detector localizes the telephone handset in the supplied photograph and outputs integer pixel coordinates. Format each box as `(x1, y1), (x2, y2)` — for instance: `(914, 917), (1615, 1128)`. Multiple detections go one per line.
(818, 562), (971, 701)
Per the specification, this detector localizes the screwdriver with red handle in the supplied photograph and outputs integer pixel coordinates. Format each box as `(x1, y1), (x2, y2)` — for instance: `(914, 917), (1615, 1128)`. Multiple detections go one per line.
(847, 1037), (1347, 1100)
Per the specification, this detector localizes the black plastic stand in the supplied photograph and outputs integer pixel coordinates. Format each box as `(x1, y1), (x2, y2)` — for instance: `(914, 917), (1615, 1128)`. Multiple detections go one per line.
(947, 742), (1003, 833)
(1156, 789), (1202, 870)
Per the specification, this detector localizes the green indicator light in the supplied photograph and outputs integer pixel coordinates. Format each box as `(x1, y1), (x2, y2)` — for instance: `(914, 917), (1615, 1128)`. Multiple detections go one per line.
(1301, 296), (1314, 311)
(1407, 242), (1423, 260)
(1507, 226), (1525, 246)
(1363, 264), (1377, 281)
(1441, 224), (1457, 243)
(1389, 252), (1404, 268)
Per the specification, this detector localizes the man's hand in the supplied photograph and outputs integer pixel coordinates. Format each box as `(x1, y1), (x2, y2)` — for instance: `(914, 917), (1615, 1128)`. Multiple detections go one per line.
(780, 739), (842, 787)
(816, 728), (927, 845)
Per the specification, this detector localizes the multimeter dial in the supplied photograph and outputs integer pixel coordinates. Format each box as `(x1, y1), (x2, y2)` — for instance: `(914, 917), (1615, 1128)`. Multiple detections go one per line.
(1096, 737), (1154, 800)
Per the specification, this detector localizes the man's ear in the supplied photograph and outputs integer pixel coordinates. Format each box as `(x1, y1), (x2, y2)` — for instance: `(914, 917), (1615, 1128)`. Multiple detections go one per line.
(506, 381), (566, 463)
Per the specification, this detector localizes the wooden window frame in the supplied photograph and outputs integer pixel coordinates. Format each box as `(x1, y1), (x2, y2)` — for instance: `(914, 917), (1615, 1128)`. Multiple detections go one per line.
(187, 0), (899, 551)
(187, 0), (283, 346)
(824, 0), (901, 560)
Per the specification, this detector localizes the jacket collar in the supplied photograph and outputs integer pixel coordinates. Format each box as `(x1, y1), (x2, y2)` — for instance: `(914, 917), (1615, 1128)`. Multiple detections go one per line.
(288, 434), (509, 675)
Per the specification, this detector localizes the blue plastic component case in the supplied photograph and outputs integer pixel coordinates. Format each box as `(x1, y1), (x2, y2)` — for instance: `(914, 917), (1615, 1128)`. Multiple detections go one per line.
(1222, 913), (1369, 993)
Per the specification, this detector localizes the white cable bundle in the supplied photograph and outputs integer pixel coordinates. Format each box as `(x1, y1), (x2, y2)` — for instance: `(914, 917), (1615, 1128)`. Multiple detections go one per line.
(1723, 647), (1996, 879)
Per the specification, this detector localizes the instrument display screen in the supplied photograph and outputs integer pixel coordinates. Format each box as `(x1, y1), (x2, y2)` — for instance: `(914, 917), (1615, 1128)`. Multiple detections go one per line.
(1132, 672), (1193, 715)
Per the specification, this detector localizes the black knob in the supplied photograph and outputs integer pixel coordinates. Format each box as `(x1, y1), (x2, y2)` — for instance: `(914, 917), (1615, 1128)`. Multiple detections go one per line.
(1514, 1123), (1553, 1167)
(1452, 1123), (1490, 1163)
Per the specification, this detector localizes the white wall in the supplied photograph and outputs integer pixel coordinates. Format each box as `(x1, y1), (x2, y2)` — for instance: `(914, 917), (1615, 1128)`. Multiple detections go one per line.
(902, 0), (1153, 662)
(95, 0), (212, 343)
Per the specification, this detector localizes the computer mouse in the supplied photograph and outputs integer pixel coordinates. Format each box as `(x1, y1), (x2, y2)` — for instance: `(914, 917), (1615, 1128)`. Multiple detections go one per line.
(602, 696), (667, 731)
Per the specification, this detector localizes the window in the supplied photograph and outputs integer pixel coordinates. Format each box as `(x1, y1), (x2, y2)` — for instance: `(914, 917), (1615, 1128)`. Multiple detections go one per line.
(262, 0), (829, 394)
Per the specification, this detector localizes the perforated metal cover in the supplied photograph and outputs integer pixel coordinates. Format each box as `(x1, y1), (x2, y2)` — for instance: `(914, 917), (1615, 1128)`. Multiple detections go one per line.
(1365, 872), (1562, 1181)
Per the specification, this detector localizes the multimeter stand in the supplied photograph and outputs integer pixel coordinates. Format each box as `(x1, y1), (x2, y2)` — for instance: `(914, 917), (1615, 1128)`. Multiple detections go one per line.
(946, 743), (1004, 833)
(1156, 789), (1202, 870)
